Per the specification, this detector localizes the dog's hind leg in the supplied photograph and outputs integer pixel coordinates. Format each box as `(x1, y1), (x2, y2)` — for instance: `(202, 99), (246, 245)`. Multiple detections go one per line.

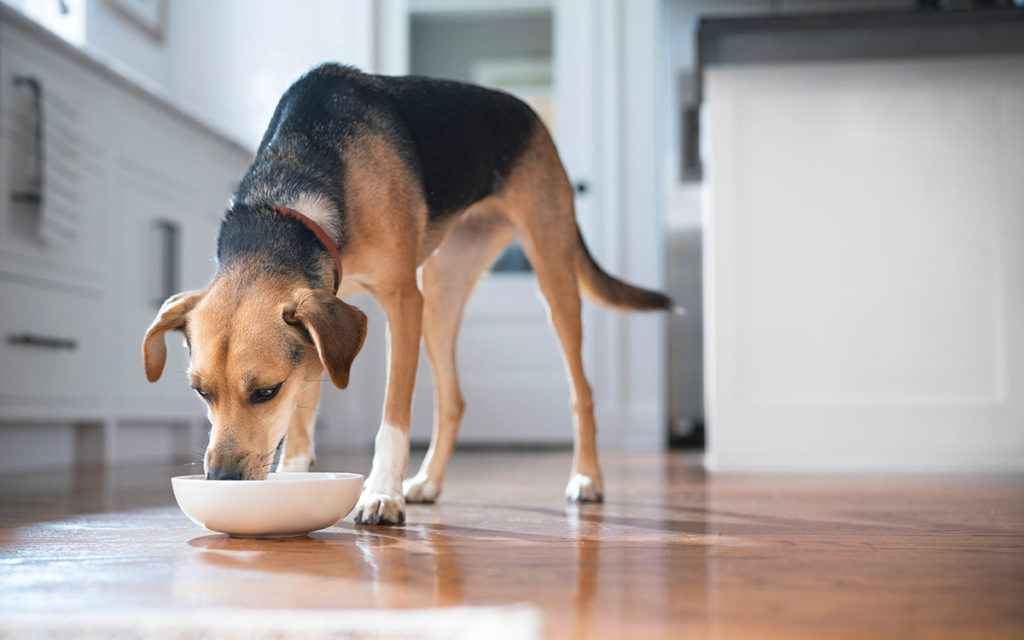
(277, 373), (322, 472)
(404, 206), (515, 503)
(507, 130), (604, 503)
(522, 230), (604, 502)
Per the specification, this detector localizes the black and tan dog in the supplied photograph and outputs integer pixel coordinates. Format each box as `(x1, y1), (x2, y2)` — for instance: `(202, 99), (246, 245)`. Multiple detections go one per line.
(142, 64), (671, 525)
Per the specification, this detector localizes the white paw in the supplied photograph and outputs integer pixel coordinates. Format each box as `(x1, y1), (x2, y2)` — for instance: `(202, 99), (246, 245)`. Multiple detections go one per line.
(403, 473), (441, 503)
(354, 491), (406, 525)
(565, 473), (604, 503)
(276, 454), (312, 473)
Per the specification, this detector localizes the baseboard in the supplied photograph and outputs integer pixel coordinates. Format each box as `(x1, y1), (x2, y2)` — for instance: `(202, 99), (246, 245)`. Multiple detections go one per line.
(704, 451), (1024, 474)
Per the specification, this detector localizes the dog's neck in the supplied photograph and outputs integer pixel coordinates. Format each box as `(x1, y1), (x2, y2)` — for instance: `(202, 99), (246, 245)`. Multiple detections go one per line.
(272, 195), (343, 293)
(269, 205), (342, 294)
(275, 194), (340, 246)
(216, 197), (341, 293)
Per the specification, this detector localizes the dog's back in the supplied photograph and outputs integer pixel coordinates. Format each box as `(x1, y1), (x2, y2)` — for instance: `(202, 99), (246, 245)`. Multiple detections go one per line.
(372, 72), (538, 219)
(236, 64), (540, 227)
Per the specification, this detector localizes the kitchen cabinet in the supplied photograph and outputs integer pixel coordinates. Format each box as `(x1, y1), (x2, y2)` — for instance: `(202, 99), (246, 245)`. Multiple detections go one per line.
(0, 7), (251, 469)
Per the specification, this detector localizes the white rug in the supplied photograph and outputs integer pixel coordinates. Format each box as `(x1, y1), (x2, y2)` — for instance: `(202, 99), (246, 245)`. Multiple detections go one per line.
(0, 606), (543, 640)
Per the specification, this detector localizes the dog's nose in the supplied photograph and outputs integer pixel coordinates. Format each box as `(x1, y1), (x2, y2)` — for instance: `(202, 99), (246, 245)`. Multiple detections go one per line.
(206, 465), (245, 481)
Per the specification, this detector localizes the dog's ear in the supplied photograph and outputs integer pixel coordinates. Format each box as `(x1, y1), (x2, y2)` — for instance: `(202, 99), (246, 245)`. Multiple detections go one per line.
(142, 290), (204, 382)
(284, 289), (367, 389)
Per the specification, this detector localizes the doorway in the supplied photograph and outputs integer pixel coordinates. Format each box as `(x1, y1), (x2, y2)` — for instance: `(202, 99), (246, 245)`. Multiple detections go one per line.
(405, 3), (572, 446)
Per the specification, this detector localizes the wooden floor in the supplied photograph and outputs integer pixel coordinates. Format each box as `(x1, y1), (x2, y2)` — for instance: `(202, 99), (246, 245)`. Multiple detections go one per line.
(1, 450), (1022, 639)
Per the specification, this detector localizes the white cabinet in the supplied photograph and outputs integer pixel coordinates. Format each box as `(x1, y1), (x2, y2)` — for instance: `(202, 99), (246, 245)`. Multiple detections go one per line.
(0, 24), (109, 294)
(111, 174), (198, 414)
(703, 55), (1024, 472)
(0, 279), (106, 406)
(0, 9), (251, 469)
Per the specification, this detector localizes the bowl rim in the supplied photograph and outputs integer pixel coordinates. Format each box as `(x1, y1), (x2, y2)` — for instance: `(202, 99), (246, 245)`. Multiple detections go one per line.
(171, 472), (364, 484)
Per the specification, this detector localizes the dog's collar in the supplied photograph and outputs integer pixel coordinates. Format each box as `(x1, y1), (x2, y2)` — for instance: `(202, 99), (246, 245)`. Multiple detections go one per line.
(269, 205), (342, 294)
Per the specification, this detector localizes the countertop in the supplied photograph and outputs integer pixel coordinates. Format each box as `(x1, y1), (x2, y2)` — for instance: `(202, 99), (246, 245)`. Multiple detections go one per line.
(698, 7), (1024, 67)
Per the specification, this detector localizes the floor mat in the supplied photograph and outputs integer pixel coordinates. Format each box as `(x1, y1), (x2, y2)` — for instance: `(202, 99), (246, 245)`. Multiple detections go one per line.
(0, 606), (542, 640)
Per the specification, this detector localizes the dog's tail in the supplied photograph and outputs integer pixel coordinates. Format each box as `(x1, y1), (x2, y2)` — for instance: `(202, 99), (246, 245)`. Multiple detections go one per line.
(575, 225), (681, 314)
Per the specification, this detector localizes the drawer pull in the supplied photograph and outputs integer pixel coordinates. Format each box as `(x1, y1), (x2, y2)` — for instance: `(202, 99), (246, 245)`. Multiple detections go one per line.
(11, 75), (45, 208)
(7, 333), (77, 350)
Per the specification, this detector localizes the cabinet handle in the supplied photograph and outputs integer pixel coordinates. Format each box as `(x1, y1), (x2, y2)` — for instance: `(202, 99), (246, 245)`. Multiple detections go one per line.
(11, 75), (45, 206)
(682, 105), (702, 182)
(7, 333), (77, 350)
(154, 219), (180, 308)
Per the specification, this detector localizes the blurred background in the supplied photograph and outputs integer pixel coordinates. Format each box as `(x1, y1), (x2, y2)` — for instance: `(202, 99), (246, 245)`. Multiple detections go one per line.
(1, 0), (1022, 474)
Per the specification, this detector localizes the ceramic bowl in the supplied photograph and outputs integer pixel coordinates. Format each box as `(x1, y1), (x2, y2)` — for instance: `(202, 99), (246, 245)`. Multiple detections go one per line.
(171, 472), (364, 538)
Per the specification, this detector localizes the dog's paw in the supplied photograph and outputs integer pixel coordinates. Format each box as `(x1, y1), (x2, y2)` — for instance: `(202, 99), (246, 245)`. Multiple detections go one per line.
(276, 454), (312, 473)
(354, 491), (406, 525)
(403, 473), (441, 503)
(565, 473), (604, 503)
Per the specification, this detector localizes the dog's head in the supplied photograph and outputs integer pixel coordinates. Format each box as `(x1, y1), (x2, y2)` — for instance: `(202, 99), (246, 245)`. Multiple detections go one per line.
(142, 270), (366, 480)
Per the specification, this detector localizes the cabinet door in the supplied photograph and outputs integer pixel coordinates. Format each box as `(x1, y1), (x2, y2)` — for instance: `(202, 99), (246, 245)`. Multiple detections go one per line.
(0, 26), (109, 293)
(111, 172), (202, 415)
(0, 279), (106, 410)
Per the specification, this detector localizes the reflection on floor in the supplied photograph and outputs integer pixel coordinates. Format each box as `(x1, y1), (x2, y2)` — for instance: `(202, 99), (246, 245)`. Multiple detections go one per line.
(1, 450), (1022, 638)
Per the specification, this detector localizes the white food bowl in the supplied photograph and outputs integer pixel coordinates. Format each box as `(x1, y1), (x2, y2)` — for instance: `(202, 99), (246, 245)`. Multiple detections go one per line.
(171, 472), (364, 538)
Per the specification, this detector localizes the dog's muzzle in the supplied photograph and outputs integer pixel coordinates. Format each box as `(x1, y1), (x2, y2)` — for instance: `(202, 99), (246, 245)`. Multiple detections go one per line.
(206, 465), (245, 481)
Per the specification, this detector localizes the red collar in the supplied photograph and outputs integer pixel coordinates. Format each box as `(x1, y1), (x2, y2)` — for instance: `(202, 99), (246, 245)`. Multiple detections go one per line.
(270, 205), (342, 294)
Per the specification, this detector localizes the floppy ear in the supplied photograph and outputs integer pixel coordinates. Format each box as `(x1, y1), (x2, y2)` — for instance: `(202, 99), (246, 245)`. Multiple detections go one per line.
(142, 290), (204, 382)
(284, 289), (368, 389)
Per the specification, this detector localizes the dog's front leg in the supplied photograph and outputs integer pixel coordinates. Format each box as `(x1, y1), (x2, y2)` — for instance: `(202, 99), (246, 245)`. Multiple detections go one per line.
(277, 372), (322, 472)
(354, 280), (423, 525)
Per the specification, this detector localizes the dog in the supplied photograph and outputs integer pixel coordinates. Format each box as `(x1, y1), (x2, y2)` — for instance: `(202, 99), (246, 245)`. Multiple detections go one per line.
(142, 64), (672, 525)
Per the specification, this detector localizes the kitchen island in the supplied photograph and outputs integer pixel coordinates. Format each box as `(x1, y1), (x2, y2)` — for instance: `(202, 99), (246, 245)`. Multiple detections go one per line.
(699, 7), (1024, 472)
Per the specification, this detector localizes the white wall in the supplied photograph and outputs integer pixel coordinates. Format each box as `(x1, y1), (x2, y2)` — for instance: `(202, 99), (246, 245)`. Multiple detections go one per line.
(85, 0), (376, 151)
(163, 0), (375, 152)
(85, 0), (165, 82)
(704, 55), (1024, 472)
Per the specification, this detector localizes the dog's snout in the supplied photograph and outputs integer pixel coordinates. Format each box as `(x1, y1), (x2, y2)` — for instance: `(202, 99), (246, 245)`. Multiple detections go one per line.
(206, 465), (245, 481)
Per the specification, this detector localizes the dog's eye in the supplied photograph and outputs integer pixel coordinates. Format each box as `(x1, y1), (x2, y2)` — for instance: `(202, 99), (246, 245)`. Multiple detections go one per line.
(193, 387), (211, 402)
(250, 382), (283, 405)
